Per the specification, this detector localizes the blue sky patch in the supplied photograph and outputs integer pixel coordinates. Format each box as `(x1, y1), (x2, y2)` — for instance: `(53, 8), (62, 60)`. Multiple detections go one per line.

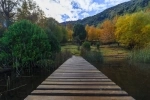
(34, 0), (130, 22)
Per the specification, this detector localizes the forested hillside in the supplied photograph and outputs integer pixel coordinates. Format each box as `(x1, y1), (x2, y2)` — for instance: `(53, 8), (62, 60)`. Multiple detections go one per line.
(62, 0), (150, 26)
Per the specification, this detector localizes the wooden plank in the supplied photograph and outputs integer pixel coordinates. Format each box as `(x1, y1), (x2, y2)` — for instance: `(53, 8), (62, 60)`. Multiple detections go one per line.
(55, 70), (100, 72)
(50, 75), (105, 77)
(49, 75), (106, 77)
(51, 72), (103, 74)
(31, 90), (128, 96)
(41, 82), (116, 85)
(45, 79), (111, 82)
(50, 74), (106, 77)
(37, 85), (121, 90)
(58, 68), (97, 70)
(51, 73), (104, 75)
(25, 96), (135, 100)
(48, 77), (108, 79)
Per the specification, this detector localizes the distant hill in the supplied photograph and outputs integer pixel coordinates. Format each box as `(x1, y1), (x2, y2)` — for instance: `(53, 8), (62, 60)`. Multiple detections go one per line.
(61, 0), (150, 26)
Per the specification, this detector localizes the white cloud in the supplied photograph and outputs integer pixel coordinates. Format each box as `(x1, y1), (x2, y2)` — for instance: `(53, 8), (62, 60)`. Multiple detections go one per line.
(104, 0), (130, 6)
(81, 12), (89, 18)
(34, 0), (130, 23)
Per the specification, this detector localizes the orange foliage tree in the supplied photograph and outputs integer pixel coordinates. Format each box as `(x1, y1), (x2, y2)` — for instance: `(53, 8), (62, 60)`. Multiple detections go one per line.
(85, 24), (101, 41)
(99, 19), (116, 44)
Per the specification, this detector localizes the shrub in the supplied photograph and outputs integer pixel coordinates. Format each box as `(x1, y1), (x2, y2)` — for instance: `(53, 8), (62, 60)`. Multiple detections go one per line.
(81, 49), (103, 63)
(96, 42), (100, 50)
(45, 29), (61, 54)
(0, 20), (51, 68)
(82, 41), (91, 51)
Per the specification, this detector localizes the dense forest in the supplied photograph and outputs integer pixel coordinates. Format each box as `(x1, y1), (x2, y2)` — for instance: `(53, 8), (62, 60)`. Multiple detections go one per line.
(0, 0), (71, 70)
(0, 1), (72, 99)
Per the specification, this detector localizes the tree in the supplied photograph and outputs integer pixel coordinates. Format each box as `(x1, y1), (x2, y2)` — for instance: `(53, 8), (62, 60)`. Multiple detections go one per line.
(99, 19), (115, 44)
(82, 41), (91, 51)
(115, 12), (150, 49)
(41, 18), (64, 42)
(0, 20), (51, 69)
(73, 24), (87, 44)
(0, 0), (20, 27)
(85, 24), (90, 40)
(66, 24), (73, 41)
(45, 28), (61, 59)
(88, 25), (97, 41)
(61, 26), (68, 43)
(16, 0), (45, 24)
(66, 28), (73, 41)
(86, 24), (101, 42)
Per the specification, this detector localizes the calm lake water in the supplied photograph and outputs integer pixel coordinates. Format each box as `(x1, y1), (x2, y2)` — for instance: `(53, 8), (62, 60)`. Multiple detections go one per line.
(93, 58), (150, 100)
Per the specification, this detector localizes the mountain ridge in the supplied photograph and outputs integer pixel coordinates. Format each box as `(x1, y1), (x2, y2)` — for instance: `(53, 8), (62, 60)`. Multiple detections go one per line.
(61, 0), (150, 26)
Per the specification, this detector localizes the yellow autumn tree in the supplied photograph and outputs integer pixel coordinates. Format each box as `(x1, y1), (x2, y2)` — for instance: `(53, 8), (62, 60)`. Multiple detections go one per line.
(66, 24), (73, 41)
(67, 28), (73, 41)
(95, 28), (101, 41)
(115, 12), (150, 49)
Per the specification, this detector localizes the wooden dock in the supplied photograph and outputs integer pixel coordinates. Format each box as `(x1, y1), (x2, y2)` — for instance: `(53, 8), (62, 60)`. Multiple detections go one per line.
(25, 56), (134, 100)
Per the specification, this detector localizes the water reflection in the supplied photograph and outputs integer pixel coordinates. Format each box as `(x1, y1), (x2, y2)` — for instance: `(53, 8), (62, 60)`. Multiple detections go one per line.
(92, 58), (150, 100)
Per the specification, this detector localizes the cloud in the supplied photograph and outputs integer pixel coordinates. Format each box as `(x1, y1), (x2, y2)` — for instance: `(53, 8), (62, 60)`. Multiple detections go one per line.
(104, 0), (130, 6)
(81, 12), (90, 18)
(34, 0), (130, 23)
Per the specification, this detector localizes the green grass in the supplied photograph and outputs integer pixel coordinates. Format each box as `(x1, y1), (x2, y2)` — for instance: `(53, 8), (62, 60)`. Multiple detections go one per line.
(61, 44), (129, 59)
(61, 44), (98, 55)
(61, 45), (80, 55)
(129, 47), (150, 63)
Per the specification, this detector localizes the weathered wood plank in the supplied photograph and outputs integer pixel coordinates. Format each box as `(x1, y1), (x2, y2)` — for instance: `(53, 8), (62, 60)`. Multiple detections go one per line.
(41, 82), (116, 85)
(55, 70), (100, 72)
(50, 75), (106, 77)
(31, 90), (128, 96)
(25, 96), (135, 100)
(37, 85), (121, 90)
(45, 79), (111, 82)
(48, 77), (108, 79)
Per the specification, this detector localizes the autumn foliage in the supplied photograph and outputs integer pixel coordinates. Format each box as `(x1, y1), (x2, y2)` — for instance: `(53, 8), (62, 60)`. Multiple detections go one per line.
(84, 11), (150, 49)
(85, 18), (116, 44)
(99, 19), (116, 43)
(115, 12), (150, 49)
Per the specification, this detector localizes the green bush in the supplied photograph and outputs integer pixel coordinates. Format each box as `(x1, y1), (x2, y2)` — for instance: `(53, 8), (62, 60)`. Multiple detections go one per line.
(82, 41), (91, 51)
(81, 49), (103, 63)
(36, 59), (54, 71)
(129, 47), (150, 63)
(96, 42), (100, 50)
(45, 29), (61, 54)
(36, 50), (72, 71)
(0, 20), (51, 68)
(0, 27), (5, 38)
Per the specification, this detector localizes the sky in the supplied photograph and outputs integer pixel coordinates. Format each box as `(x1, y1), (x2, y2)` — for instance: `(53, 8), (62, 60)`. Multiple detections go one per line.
(34, 0), (130, 23)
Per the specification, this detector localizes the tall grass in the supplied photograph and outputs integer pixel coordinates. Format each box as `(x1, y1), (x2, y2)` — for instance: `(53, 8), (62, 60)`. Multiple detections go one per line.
(36, 50), (72, 71)
(129, 47), (150, 63)
(81, 49), (103, 63)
